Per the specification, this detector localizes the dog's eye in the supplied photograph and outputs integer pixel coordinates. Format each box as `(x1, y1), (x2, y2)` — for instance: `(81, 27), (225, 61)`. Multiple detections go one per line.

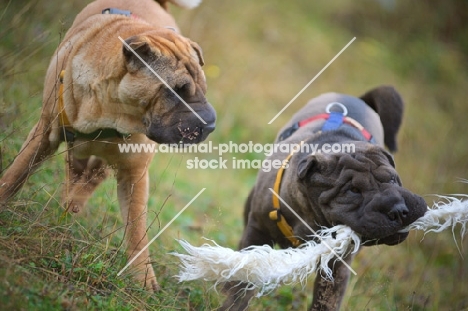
(175, 83), (191, 98)
(348, 186), (360, 194)
(389, 176), (397, 184)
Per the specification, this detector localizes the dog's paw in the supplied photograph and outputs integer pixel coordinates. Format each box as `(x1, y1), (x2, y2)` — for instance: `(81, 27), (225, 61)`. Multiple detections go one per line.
(135, 269), (160, 292)
(68, 201), (82, 214)
(62, 189), (90, 214)
(150, 279), (161, 292)
(63, 198), (86, 214)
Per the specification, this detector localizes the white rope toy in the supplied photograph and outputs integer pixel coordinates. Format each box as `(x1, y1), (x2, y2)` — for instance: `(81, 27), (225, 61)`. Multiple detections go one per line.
(172, 196), (468, 296)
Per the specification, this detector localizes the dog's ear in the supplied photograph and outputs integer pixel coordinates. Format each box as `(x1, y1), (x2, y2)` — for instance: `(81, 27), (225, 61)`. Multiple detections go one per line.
(122, 36), (161, 69)
(360, 85), (404, 153)
(297, 153), (331, 179)
(297, 156), (315, 179)
(189, 40), (205, 66)
(366, 145), (397, 168)
(381, 148), (396, 168)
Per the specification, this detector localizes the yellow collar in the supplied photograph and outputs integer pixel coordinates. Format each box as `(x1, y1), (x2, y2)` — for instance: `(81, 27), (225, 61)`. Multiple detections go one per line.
(58, 70), (71, 127)
(268, 141), (304, 247)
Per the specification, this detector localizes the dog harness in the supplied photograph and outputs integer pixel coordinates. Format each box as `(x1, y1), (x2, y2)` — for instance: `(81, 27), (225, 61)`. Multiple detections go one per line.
(101, 8), (141, 19)
(57, 8), (140, 142)
(270, 102), (376, 247)
(278, 102), (375, 143)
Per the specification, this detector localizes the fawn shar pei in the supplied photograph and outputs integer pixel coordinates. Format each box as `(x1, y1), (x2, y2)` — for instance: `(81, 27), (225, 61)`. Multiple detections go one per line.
(0, 0), (216, 291)
(222, 86), (426, 310)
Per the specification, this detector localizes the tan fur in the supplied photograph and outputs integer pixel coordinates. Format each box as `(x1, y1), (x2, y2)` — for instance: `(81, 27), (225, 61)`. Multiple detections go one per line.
(0, 0), (215, 291)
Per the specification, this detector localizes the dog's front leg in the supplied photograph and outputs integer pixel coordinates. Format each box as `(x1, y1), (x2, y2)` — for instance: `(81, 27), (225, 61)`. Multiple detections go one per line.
(63, 150), (109, 215)
(116, 159), (158, 291)
(220, 281), (256, 311)
(220, 215), (275, 311)
(310, 253), (356, 311)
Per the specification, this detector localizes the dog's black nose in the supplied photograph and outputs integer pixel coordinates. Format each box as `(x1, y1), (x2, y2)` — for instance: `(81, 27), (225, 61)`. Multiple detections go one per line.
(197, 120), (215, 143)
(387, 203), (409, 223)
(203, 123), (215, 134)
(198, 102), (216, 138)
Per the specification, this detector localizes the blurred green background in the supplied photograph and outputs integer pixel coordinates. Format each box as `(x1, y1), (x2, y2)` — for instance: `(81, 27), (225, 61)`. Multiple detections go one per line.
(1, 0), (467, 309)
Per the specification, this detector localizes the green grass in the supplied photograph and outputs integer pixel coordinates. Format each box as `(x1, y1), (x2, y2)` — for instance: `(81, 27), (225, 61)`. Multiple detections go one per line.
(1, 0), (468, 309)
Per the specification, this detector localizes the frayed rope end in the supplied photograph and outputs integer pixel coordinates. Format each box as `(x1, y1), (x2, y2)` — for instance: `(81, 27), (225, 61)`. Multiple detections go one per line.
(172, 197), (468, 296)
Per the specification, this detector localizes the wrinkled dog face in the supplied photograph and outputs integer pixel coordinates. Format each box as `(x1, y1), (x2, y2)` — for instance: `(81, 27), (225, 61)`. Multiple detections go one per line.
(297, 142), (427, 245)
(119, 30), (216, 144)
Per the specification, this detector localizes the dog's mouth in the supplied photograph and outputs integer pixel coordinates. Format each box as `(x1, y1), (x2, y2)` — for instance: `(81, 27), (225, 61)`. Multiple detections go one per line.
(347, 206), (425, 246)
(328, 222), (405, 246)
(178, 125), (202, 142)
(340, 193), (426, 246)
(177, 122), (215, 144)
(146, 118), (215, 144)
(360, 231), (409, 246)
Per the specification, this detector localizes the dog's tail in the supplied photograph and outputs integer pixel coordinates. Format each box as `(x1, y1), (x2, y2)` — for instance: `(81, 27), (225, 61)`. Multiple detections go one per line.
(156, 0), (202, 9)
(360, 85), (404, 153)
